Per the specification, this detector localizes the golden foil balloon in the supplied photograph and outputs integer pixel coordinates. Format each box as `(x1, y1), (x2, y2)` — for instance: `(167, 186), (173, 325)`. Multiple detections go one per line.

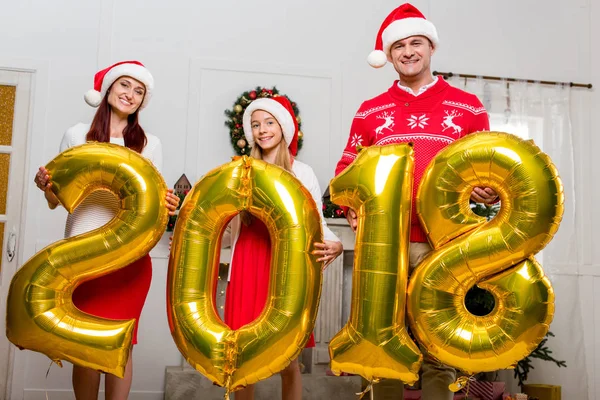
(408, 132), (562, 374)
(328, 144), (422, 384)
(167, 156), (322, 392)
(6, 142), (168, 378)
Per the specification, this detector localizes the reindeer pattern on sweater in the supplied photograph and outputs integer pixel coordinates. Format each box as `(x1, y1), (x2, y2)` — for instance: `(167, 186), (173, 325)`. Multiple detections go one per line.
(335, 78), (490, 242)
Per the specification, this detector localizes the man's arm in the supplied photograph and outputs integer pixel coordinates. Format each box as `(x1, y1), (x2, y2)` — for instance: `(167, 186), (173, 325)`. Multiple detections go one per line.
(334, 109), (370, 231)
(466, 97), (498, 204)
(466, 97), (490, 135)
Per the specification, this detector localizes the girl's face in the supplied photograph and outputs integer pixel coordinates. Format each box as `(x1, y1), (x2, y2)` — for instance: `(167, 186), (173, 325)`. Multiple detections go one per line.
(250, 110), (283, 152)
(107, 76), (146, 116)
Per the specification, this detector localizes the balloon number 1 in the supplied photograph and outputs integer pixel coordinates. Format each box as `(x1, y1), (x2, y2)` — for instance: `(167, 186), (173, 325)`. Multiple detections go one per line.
(329, 132), (563, 382)
(328, 144), (422, 384)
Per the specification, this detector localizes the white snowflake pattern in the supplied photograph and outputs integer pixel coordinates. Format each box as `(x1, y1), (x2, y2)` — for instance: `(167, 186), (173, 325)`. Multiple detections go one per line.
(407, 114), (429, 129)
(350, 133), (363, 147)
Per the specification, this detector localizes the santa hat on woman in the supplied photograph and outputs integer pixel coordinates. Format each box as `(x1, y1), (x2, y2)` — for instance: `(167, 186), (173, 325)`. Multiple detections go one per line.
(367, 3), (439, 68)
(84, 60), (154, 110)
(242, 96), (299, 156)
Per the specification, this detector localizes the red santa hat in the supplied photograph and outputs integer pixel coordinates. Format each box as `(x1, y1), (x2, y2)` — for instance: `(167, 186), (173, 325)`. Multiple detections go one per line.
(84, 61), (154, 110)
(367, 3), (439, 68)
(242, 96), (299, 156)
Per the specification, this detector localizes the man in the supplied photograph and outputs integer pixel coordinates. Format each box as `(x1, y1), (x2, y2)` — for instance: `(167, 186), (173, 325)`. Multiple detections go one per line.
(335, 3), (497, 399)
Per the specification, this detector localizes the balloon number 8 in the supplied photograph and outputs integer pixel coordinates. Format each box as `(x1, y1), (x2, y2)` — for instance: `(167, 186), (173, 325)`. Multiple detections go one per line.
(329, 132), (563, 382)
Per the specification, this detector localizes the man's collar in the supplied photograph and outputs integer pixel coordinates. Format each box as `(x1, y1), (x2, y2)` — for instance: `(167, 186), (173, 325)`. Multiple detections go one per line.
(397, 75), (438, 96)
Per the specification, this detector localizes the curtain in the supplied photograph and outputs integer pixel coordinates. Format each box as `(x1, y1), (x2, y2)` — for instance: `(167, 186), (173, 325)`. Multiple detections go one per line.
(449, 76), (588, 398)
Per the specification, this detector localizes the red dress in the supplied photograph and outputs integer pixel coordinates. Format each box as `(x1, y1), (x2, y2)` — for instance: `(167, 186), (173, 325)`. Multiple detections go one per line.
(224, 218), (315, 347)
(72, 254), (152, 344)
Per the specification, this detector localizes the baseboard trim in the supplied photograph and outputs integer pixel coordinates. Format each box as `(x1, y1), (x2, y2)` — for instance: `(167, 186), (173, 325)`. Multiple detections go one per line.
(23, 389), (163, 400)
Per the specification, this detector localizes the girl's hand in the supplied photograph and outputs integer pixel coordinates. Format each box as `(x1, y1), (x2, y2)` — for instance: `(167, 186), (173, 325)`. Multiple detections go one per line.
(313, 240), (343, 269)
(166, 189), (180, 216)
(34, 166), (52, 192)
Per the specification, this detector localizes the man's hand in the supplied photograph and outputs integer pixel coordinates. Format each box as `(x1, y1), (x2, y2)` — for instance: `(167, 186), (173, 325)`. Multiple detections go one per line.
(346, 208), (358, 232)
(470, 187), (498, 204)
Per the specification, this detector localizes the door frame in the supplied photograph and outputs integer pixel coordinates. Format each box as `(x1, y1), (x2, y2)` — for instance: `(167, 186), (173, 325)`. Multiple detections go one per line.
(0, 58), (49, 400)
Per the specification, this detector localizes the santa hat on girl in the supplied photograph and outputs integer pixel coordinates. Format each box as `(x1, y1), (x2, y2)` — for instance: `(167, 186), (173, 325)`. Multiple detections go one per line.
(242, 96), (299, 156)
(367, 3), (439, 68)
(84, 61), (154, 110)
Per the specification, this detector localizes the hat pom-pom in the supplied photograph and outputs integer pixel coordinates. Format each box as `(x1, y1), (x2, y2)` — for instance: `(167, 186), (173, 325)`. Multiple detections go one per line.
(367, 50), (387, 68)
(84, 89), (102, 107)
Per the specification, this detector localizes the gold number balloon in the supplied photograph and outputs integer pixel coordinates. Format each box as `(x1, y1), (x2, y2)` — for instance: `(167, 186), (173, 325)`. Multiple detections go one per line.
(6, 143), (168, 378)
(167, 156), (322, 392)
(408, 132), (562, 374)
(328, 144), (422, 384)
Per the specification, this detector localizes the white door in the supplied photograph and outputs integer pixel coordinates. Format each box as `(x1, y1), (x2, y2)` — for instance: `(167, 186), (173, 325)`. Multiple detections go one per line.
(0, 69), (32, 400)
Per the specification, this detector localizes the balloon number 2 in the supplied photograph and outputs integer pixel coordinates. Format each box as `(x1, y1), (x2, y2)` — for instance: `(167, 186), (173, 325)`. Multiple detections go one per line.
(6, 143), (169, 378)
(329, 132), (563, 382)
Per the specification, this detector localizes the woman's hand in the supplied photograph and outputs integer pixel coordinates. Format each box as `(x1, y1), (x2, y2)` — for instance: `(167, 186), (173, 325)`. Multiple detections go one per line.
(34, 166), (60, 209)
(165, 189), (180, 216)
(313, 240), (343, 269)
(34, 166), (52, 192)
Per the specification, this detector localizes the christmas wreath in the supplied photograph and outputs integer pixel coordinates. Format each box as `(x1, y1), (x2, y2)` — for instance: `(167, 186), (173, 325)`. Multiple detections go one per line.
(224, 86), (304, 156)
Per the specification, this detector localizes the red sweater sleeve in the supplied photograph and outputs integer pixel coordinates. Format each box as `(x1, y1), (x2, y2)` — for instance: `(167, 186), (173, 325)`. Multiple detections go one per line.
(334, 107), (369, 176)
(466, 97), (490, 134)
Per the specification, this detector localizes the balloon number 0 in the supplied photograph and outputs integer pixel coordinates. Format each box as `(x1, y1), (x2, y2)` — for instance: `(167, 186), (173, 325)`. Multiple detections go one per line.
(329, 132), (563, 381)
(167, 156), (323, 392)
(6, 143), (169, 378)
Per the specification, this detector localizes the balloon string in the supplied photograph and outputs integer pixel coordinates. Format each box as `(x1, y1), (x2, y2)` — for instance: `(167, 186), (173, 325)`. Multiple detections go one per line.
(356, 379), (377, 399)
(45, 361), (53, 400)
(224, 375), (232, 400)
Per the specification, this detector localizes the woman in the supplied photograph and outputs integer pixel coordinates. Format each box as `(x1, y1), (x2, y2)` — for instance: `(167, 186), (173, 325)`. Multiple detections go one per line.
(33, 60), (179, 400)
(223, 96), (343, 400)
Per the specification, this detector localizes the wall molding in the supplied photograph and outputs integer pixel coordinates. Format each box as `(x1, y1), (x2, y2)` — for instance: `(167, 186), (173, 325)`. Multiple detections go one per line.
(184, 58), (342, 184)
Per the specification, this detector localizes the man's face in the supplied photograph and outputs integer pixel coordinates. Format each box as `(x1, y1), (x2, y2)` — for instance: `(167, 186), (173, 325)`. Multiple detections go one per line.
(389, 35), (434, 79)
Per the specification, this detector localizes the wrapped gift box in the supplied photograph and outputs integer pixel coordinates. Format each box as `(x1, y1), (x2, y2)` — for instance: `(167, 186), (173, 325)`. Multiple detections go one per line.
(462, 381), (506, 400)
(522, 384), (561, 400)
(454, 394), (482, 400)
(403, 389), (481, 399)
(503, 394), (527, 400)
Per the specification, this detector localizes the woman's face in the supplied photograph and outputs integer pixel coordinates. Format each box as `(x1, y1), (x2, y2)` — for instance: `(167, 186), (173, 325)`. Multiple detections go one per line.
(107, 76), (146, 116)
(250, 110), (283, 152)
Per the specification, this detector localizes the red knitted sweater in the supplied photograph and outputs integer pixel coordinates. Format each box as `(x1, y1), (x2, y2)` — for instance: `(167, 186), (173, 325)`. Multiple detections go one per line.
(335, 78), (490, 242)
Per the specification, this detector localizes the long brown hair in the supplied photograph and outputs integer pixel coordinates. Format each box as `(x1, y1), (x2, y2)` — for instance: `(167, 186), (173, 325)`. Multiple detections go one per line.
(249, 138), (292, 172)
(86, 85), (147, 153)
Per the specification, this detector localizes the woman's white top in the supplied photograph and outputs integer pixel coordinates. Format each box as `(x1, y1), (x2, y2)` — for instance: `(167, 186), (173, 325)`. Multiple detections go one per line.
(59, 123), (163, 238)
(222, 159), (341, 279)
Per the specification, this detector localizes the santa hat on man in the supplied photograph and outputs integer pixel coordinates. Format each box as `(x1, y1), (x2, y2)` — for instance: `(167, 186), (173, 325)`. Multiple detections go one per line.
(367, 3), (439, 68)
(242, 96), (300, 156)
(84, 60), (154, 110)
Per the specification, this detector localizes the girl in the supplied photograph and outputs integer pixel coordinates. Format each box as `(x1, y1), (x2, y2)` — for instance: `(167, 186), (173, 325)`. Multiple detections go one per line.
(33, 61), (179, 400)
(223, 96), (343, 400)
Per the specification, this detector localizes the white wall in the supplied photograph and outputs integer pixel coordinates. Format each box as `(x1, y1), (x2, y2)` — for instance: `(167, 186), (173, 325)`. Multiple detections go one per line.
(0, 0), (597, 398)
